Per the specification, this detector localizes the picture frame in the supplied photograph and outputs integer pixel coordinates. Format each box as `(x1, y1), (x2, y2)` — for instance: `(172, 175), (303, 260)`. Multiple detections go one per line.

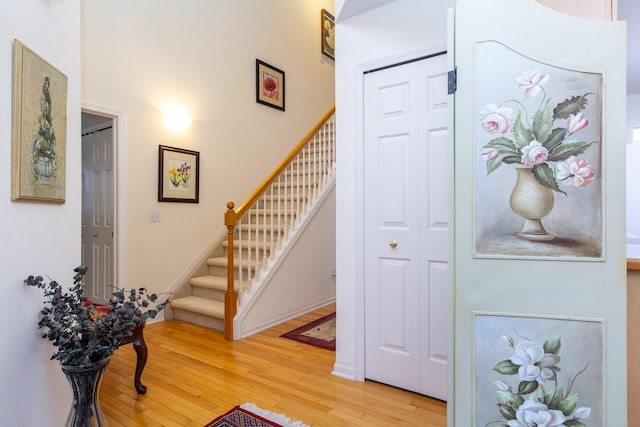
(158, 145), (200, 203)
(473, 40), (603, 260)
(256, 59), (285, 111)
(11, 39), (68, 203)
(321, 9), (335, 60)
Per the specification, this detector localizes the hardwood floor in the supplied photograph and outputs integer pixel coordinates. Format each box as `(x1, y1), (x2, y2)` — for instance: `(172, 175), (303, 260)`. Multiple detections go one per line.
(100, 304), (447, 426)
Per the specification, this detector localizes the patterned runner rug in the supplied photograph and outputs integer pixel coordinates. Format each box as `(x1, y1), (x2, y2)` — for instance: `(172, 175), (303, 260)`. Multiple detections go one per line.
(204, 402), (309, 427)
(280, 312), (336, 351)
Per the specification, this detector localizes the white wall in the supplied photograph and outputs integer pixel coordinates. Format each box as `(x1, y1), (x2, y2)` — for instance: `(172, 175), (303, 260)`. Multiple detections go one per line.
(333, 0), (455, 380)
(81, 1), (335, 301)
(237, 186), (336, 337)
(0, 0), (81, 424)
(628, 94), (640, 238)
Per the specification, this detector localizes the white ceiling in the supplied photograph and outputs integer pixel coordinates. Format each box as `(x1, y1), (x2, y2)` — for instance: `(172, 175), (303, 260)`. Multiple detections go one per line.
(335, 0), (638, 95)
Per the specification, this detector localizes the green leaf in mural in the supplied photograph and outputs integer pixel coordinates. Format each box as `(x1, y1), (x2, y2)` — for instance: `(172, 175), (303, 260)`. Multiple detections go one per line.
(553, 94), (591, 120)
(494, 359), (519, 375)
(517, 380), (539, 395)
(511, 110), (533, 149)
(531, 98), (553, 143)
(532, 163), (565, 195)
(543, 336), (562, 354)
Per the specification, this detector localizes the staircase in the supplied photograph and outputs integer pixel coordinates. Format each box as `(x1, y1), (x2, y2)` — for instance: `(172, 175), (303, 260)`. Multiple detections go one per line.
(166, 107), (336, 339)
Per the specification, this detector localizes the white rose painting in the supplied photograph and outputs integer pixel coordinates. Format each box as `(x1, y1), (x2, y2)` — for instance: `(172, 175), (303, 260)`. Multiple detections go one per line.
(474, 41), (603, 259)
(474, 314), (604, 427)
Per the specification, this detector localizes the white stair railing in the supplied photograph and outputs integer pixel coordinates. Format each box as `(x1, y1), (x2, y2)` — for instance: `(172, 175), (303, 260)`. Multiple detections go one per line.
(223, 107), (335, 340)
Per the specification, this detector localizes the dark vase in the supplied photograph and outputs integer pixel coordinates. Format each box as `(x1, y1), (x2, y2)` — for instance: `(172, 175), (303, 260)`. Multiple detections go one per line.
(60, 357), (110, 427)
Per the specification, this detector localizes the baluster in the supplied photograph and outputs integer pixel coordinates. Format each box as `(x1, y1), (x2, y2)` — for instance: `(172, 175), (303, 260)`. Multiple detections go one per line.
(253, 205), (261, 282)
(262, 192), (268, 269)
(277, 175), (282, 251)
(269, 184), (276, 262)
(302, 145), (308, 215)
(296, 150), (304, 224)
(313, 134), (318, 201)
(246, 208), (253, 292)
(237, 217), (243, 301)
(289, 164), (295, 233)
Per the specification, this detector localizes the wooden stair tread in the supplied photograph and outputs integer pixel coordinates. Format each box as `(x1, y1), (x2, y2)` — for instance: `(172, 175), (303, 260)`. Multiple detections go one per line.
(169, 296), (224, 318)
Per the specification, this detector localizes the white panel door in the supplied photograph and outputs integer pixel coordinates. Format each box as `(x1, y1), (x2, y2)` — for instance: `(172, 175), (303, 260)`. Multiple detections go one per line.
(364, 53), (448, 399)
(81, 128), (114, 304)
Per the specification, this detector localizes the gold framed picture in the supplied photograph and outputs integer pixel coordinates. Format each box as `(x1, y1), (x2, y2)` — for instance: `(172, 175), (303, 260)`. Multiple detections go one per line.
(11, 39), (68, 203)
(321, 9), (335, 60)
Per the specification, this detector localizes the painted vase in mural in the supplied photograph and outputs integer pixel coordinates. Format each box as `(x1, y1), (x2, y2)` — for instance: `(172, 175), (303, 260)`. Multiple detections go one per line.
(61, 357), (110, 427)
(34, 155), (54, 183)
(509, 165), (555, 241)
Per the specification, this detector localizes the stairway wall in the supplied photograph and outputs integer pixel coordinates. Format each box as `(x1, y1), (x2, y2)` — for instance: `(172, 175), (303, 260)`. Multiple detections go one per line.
(235, 186), (336, 338)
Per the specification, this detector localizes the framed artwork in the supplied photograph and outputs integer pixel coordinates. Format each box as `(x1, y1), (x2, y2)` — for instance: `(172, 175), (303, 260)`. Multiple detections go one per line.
(474, 41), (603, 260)
(256, 59), (285, 111)
(11, 39), (68, 203)
(474, 313), (604, 426)
(158, 145), (199, 203)
(321, 9), (335, 60)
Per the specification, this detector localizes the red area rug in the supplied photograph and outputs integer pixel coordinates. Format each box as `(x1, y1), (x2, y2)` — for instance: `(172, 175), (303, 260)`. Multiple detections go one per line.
(280, 312), (335, 351)
(204, 403), (309, 427)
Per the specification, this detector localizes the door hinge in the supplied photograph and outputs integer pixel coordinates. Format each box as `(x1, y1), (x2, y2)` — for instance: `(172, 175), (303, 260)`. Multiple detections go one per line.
(448, 68), (457, 94)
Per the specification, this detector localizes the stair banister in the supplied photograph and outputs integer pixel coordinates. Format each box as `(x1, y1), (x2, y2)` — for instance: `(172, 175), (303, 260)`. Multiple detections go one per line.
(223, 105), (335, 340)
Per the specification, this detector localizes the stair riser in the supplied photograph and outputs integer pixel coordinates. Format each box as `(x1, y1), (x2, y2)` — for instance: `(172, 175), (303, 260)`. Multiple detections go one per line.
(172, 308), (224, 332)
(226, 246), (272, 260)
(235, 228), (287, 240)
(208, 264), (260, 279)
(238, 214), (294, 226)
(191, 286), (226, 302)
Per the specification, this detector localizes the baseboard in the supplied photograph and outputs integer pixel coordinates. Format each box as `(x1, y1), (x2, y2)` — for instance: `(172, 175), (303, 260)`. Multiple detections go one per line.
(235, 297), (335, 338)
(331, 363), (357, 381)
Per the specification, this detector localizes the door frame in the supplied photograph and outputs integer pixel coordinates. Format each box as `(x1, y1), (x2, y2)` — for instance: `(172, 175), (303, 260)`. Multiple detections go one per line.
(353, 43), (447, 382)
(81, 103), (126, 289)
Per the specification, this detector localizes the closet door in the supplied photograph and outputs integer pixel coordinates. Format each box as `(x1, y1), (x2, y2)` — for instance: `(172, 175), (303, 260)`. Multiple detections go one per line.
(363, 53), (449, 400)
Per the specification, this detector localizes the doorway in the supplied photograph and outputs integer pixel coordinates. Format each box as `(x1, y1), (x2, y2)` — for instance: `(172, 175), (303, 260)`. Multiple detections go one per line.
(81, 109), (117, 304)
(363, 53), (449, 400)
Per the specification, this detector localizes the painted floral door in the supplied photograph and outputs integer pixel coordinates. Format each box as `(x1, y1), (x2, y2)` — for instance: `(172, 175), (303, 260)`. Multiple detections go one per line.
(450, 0), (627, 426)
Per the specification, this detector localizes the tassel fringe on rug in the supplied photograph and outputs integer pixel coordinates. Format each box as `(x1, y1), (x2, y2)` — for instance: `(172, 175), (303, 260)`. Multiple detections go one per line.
(204, 402), (310, 427)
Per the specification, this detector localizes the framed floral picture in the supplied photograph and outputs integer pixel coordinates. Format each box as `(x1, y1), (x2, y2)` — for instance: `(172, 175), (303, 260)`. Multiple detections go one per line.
(474, 40), (603, 260)
(256, 59), (285, 111)
(474, 313), (603, 426)
(11, 39), (68, 203)
(321, 9), (335, 60)
(158, 145), (199, 203)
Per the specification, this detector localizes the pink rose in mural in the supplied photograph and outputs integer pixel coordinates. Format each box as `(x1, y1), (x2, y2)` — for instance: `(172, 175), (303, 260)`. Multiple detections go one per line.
(480, 103), (514, 134)
(262, 75), (279, 100)
(479, 67), (596, 195)
(520, 141), (548, 166)
(481, 147), (500, 161)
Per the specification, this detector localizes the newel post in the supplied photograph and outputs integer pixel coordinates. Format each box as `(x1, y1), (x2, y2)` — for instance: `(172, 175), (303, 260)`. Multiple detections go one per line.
(224, 202), (238, 341)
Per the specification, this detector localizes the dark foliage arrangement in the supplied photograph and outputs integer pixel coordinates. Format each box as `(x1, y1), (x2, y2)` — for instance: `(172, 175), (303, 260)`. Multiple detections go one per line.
(25, 266), (168, 367)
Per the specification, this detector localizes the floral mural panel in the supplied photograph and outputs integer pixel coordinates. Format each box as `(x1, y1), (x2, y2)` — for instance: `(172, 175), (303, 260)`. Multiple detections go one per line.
(474, 313), (604, 427)
(474, 41), (603, 259)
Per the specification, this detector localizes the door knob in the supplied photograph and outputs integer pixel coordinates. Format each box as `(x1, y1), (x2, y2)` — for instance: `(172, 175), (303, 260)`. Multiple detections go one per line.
(389, 240), (398, 248)
(91, 232), (99, 237)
